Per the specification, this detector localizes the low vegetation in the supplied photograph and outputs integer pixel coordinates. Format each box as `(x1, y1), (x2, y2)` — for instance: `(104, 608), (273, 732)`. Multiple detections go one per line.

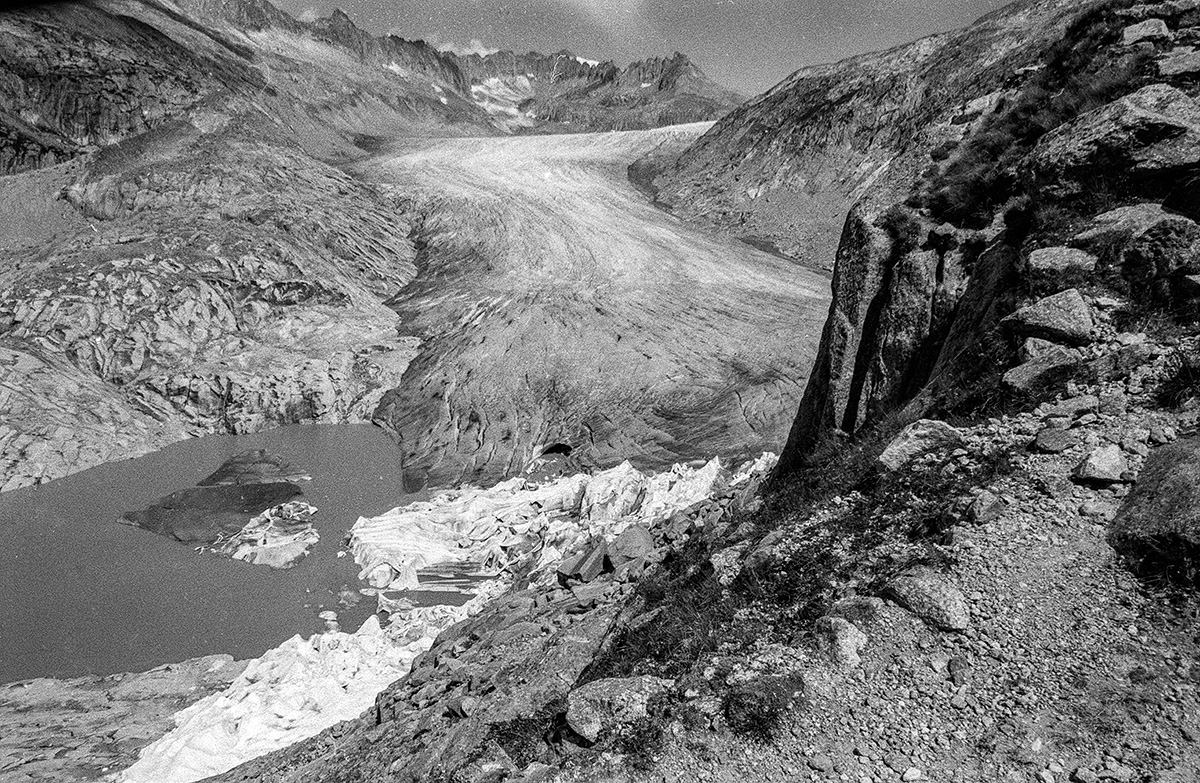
(914, 0), (1153, 229)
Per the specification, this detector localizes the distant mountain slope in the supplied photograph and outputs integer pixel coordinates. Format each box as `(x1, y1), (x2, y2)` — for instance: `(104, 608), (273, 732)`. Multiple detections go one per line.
(458, 49), (744, 131)
(652, 0), (1104, 271)
(0, 0), (741, 177)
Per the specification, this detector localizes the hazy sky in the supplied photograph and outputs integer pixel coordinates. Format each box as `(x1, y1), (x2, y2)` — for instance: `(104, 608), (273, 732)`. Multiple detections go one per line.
(274, 0), (1013, 95)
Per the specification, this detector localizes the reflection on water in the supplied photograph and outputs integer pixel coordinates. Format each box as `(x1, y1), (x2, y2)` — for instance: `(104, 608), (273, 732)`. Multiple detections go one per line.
(0, 423), (426, 684)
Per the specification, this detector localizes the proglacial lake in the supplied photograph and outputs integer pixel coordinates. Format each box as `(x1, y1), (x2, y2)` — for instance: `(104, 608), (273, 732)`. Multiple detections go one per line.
(0, 424), (438, 683)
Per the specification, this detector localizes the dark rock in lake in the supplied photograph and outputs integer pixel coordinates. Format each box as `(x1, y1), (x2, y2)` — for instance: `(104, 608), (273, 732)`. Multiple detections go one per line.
(121, 482), (303, 543)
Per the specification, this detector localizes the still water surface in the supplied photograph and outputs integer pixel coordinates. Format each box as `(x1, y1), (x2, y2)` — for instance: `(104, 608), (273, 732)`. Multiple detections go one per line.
(0, 424), (424, 684)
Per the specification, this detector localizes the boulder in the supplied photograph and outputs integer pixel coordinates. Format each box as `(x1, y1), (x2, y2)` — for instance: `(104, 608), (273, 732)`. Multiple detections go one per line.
(1123, 18), (1171, 46)
(1032, 426), (1079, 454)
(1002, 347), (1081, 394)
(557, 540), (610, 584)
(1072, 444), (1131, 485)
(1025, 247), (1097, 289)
(1073, 203), (1200, 303)
(1019, 336), (1066, 362)
(885, 572), (970, 631)
(1158, 46), (1200, 77)
(1084, 343), (1160, 383)
(1001, 289), (1094, 346)
(565, 675), (673, 743)
(877, 420), (964, 471)
(1031, 84), (1200, 197)
(610, 524), (653, 563)
(812, 615), (868, 667)
(1109, 436), (1200, 581)
(964, 489), (1004, 525)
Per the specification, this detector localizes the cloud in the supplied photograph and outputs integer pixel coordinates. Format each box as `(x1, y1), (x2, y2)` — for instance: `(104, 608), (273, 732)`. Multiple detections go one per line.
(549, 0), (647, 34)
(441, 38), (501, 56)
(419, 33), (500, 57)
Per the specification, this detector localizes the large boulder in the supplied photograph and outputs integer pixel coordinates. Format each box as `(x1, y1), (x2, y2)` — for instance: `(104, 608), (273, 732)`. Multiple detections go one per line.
(885, 572), (970, 631)
(1158, 46), (1200, 77)
(565, 675), (673, 743)
(1024, 247), (1097, 291)
(877, 419), (964, 471)
(1109, 436), (1200, 581)
(1030, 84), (1200, 198)
(1002, 346), (1081, 395)
(1073, 203), (1200, 303)
(1001, 289), (1094, 346)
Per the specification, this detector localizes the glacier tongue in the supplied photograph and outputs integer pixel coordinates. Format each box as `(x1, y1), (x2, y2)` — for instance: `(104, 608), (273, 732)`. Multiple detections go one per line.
(118, 454), (773, 783)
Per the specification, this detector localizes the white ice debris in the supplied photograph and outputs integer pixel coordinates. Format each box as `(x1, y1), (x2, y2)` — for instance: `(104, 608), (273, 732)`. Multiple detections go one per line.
(118, 455), (771, 783)
(349, 458), (729, 592)
(118, 588), (501, 783)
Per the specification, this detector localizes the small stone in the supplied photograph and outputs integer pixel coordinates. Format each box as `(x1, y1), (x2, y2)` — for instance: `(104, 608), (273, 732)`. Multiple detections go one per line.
(808, 754), (834, 772)
(1073, 768), (1100, 783)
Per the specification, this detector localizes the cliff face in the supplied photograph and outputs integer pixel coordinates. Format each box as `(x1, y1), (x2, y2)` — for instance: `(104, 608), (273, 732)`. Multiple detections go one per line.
(760, 0), (1200, 470)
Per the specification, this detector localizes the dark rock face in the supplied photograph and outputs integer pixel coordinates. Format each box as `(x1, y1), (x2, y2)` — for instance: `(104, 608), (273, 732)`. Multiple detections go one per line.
(0, 2), (264, 174)
(121, 482), (302, 543)
(120, 450), (304, 543)
(1109, 435), (1200, 581)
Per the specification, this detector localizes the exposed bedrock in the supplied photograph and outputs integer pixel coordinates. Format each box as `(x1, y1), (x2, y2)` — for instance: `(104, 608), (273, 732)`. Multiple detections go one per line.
(770, 0), (1200, 471)
(361, 127), (829, 489)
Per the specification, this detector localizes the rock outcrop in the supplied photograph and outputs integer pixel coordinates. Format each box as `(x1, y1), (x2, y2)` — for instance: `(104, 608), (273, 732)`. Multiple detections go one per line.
(1109, 434), (1200, 580)
(766, 0), (1200, 470)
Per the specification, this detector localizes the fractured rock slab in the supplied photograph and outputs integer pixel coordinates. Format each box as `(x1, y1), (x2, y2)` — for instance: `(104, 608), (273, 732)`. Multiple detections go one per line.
(1002, 288), (1094, 346)
(877, 420), (964, 472)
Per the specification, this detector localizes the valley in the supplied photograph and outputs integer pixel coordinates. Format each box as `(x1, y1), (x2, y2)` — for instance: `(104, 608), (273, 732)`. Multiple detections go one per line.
(363, 125), (828, 487)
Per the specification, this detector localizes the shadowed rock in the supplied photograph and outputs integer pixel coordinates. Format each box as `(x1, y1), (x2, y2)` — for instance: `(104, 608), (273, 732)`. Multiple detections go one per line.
(1110, 435), (1200, 582)
(120, 450), (306, 546)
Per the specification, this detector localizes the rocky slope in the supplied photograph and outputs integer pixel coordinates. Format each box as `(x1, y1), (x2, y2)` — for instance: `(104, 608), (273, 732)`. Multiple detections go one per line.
(651, 0), (1105, 272)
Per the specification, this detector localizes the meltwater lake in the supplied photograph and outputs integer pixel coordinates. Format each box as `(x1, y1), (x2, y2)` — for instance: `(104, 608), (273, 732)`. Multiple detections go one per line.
(0, 423), (438, 683)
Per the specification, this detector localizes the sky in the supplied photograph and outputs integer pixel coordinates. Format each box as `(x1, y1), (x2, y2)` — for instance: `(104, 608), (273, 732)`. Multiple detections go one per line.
(274, 0), (1015, 95)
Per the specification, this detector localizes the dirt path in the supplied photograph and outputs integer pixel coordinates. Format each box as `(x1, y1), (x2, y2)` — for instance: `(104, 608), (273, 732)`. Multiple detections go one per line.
(358, 124), (831, 487)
